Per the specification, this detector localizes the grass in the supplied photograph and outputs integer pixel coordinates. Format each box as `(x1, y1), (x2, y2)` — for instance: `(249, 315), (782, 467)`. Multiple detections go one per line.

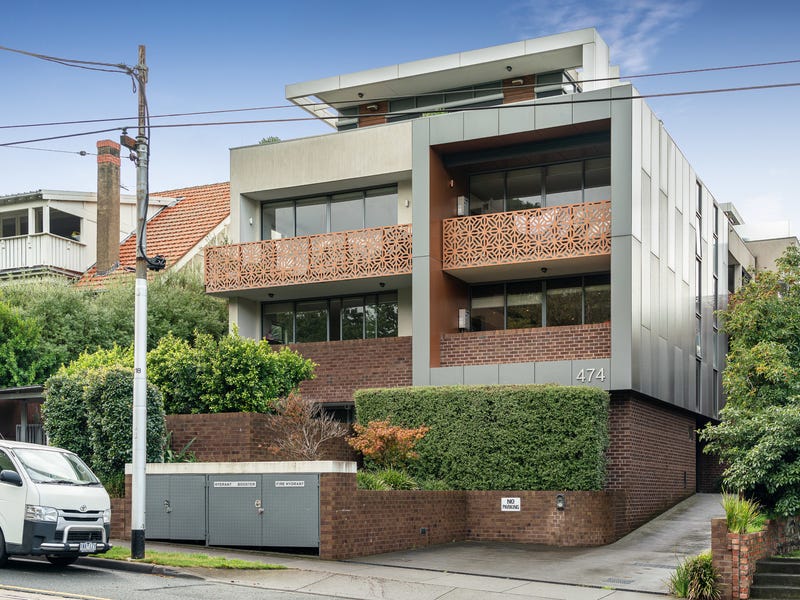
(92, 546), (284, 569)
(722, 492), (765, 534)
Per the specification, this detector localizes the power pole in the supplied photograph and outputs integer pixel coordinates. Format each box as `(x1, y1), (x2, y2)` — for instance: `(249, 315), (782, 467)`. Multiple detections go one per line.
(131, 43), (148, 560)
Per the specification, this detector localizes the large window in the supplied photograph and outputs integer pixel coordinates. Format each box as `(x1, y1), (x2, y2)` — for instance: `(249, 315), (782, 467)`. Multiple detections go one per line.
(1, 210), (28, 238)
(469, 274), (609, 331)
(262, 292), (398, 343)
(468, 158), (610, 216)
(261, 186), (398, 240)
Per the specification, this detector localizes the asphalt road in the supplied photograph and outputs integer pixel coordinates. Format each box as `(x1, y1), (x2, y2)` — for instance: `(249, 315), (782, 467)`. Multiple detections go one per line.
(0, 558), (340, 600)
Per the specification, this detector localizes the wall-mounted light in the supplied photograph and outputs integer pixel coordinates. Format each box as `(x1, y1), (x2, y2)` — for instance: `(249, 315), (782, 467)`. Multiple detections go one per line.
(358, 92), (364, 98)
(366, 104), (379, 111)
(248, 217), (254, 226)
(556, 493), (566, 511)
(541, 267), (548, 274)
(506, 65), (513, 72)
(511, 78), (524, 86)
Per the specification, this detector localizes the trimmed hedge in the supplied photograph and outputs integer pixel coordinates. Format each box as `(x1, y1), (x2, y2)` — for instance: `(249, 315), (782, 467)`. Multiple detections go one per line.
(354, 385), (609, 490)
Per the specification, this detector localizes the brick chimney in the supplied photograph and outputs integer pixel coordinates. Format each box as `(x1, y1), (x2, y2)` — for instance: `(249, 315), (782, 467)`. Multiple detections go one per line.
(96, 139), (121, 275)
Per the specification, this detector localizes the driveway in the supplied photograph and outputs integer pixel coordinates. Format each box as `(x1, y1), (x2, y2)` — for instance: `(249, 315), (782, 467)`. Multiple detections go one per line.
(345, 493), (724, 594)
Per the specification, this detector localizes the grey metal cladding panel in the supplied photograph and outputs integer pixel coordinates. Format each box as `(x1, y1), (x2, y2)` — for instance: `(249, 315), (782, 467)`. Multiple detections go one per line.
(534, 360), (571, 385)
(430, 112), (465, 146)
(658, 337), (670, 401)
(430, 366), (464, 386)
(262, 474), (319, 547)
(463, 364), (499, 385)
(145, 475), (170, 539)
(571, 359), (610, 390)
(169, 475), (206, 541)
(411, 119), (431, 257)
(499, 362), (537, 384)
(650, 254), (660, 337)
(498, 105), (534, 135)
(573, 89), (611, 123)
(534, 97), (573, 130)
(639, 327), (652, 397)
(464, 109), (499, 140)
(673, 346), (686, 408)
(412, 256), (431, 386)
(207, 475), (262, 546)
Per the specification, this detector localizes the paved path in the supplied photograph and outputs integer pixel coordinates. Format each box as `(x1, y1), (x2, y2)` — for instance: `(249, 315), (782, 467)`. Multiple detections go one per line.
(103, 493), (723, 599)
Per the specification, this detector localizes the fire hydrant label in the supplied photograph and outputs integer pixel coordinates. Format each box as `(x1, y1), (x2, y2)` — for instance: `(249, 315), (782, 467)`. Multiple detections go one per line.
(275, 481), (305, 488)
(213, 481), (257, 488)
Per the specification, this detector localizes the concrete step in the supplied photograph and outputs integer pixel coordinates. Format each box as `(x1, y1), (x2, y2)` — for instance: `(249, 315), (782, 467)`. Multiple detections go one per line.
(754, 573), (800, 588)
(749, 584), (800, 599)
(756, 559), (800, 575)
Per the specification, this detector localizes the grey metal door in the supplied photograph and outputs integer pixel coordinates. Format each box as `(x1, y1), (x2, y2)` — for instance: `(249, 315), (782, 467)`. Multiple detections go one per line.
(262, 474), (319, 547)
(168, 475), (206, 540)
(145, 475), (170, 539)
(207, 475), (262, 546)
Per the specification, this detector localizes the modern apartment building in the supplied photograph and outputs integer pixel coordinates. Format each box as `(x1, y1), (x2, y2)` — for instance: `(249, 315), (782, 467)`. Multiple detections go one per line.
(205, 29), (787, 528)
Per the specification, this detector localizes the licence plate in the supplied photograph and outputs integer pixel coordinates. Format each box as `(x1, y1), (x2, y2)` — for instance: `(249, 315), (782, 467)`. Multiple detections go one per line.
(79, 542), (97, 553)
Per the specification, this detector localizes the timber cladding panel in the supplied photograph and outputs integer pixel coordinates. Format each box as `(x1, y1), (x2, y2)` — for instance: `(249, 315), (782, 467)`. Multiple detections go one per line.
(288, 336), (413, 405)
(440, 322), (611, 366)
(605, 394), (697, 536)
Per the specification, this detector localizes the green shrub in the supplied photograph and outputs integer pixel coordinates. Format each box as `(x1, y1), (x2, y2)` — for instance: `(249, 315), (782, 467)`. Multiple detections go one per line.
(83, 368), (166, 481)
(376, 468), (418, 490)
(42, 374), (92, 462)
(357, 471), (391, 490)
(0, 299), (42, 387)
(722, 492), (764, 534)
(148, 331), (316, 414)
(669, 552), (721, 600)
(354, 385), (609, 491)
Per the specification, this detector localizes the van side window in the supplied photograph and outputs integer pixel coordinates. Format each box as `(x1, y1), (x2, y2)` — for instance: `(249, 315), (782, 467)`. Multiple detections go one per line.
(0, 450), (17, 472)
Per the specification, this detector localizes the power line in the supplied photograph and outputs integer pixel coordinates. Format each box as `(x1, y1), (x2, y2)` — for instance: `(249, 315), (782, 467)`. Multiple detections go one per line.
(0, 44), (133, 75)
(0, 145), (96, 156)
(1, 80), (799, 148)
(2, 57), (799, 131)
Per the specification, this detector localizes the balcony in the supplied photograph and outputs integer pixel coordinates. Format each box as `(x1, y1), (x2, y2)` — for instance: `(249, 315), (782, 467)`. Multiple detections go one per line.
(0, 233), (87, 276)
(442, 200), (611, 277)
(205, 223), (412, 293)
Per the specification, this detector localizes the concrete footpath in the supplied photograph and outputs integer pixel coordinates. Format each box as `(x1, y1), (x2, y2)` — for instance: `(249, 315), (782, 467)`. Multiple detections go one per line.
(93, 493), (723, 600)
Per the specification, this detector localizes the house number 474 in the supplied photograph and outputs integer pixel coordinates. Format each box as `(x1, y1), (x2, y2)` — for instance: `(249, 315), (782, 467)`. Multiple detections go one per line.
(576, 368), (606, 383)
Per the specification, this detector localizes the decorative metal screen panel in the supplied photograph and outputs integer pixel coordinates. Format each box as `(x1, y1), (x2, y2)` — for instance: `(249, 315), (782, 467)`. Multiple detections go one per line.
(442, 200), (611, 270)
(205, 224), (412, 292)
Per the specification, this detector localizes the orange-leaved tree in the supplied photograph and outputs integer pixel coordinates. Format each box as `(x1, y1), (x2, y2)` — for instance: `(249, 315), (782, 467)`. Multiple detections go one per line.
(347, 420), (429, 469)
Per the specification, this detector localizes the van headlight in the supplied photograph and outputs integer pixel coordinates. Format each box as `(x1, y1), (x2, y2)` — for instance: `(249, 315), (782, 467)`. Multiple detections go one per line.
(25, 505), (58, 522)
(102, 509), (111, 524)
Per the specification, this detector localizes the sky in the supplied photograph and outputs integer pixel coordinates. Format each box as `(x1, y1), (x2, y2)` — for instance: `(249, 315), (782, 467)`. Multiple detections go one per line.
(2, 0), (799, 236)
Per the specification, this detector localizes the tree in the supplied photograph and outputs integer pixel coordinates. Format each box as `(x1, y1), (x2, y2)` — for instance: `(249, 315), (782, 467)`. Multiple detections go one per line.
(348, 419), (429, 469)
(0, 270), (227, 382)
(258, 136), (281, 145)
(700, 245), (800, 516)
(0, 299), (42, 387)
(265, 392), (349, 460)
(148, 330), (316, 414)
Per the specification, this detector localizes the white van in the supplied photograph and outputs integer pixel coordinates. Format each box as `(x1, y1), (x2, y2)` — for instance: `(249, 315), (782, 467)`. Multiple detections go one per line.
(0, 440), (112, 566)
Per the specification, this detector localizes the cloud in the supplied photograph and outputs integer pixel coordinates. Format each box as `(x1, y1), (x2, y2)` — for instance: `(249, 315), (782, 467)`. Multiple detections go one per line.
(509, 0), (699, 73)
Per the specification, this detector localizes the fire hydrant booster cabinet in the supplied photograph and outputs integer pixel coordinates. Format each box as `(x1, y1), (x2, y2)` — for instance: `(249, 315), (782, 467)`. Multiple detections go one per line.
(135, 461), (355, 550)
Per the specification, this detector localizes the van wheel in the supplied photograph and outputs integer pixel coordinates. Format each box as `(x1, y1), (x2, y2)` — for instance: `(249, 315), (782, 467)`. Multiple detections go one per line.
(46, 554), (79, 567)
(0, 528), (8, 566)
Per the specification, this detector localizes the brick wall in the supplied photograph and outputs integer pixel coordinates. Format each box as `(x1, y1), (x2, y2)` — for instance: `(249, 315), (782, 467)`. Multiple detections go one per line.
(110, 496), (129, 540)
(465, 491), (623, 546)
(440, 322), (611, 367)
(606, 395), (696, 536)
(287, 337), (412, 404)
(166, 413), (356, 463)
(711, 517), (800, 600)
(697, 444), (726, 493)
(319, 477), (625, 559)
(319, 473), (468, 559)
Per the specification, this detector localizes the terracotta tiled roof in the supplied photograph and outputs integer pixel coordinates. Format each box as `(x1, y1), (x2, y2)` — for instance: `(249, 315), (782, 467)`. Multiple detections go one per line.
(80, 182), (229, 285)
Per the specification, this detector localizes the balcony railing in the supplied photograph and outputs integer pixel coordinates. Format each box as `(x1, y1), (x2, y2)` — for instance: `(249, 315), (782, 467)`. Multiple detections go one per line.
(0, 233), (86, 274)
(442, 200), (611, 270)
(205, 223), (412, 293)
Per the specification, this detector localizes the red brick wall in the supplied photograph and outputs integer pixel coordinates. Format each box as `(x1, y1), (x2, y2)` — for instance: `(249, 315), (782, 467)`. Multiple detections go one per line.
(166, 413), (356, 463)
(287, 337), (412, 405)
(439, 322), (611, 367)
(319, 473), (468, 559)
(465, 491), (623, 546)
(606, 395), (696, 536)
(110, 497), (130, 540)
(697, 444), (726, 493)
